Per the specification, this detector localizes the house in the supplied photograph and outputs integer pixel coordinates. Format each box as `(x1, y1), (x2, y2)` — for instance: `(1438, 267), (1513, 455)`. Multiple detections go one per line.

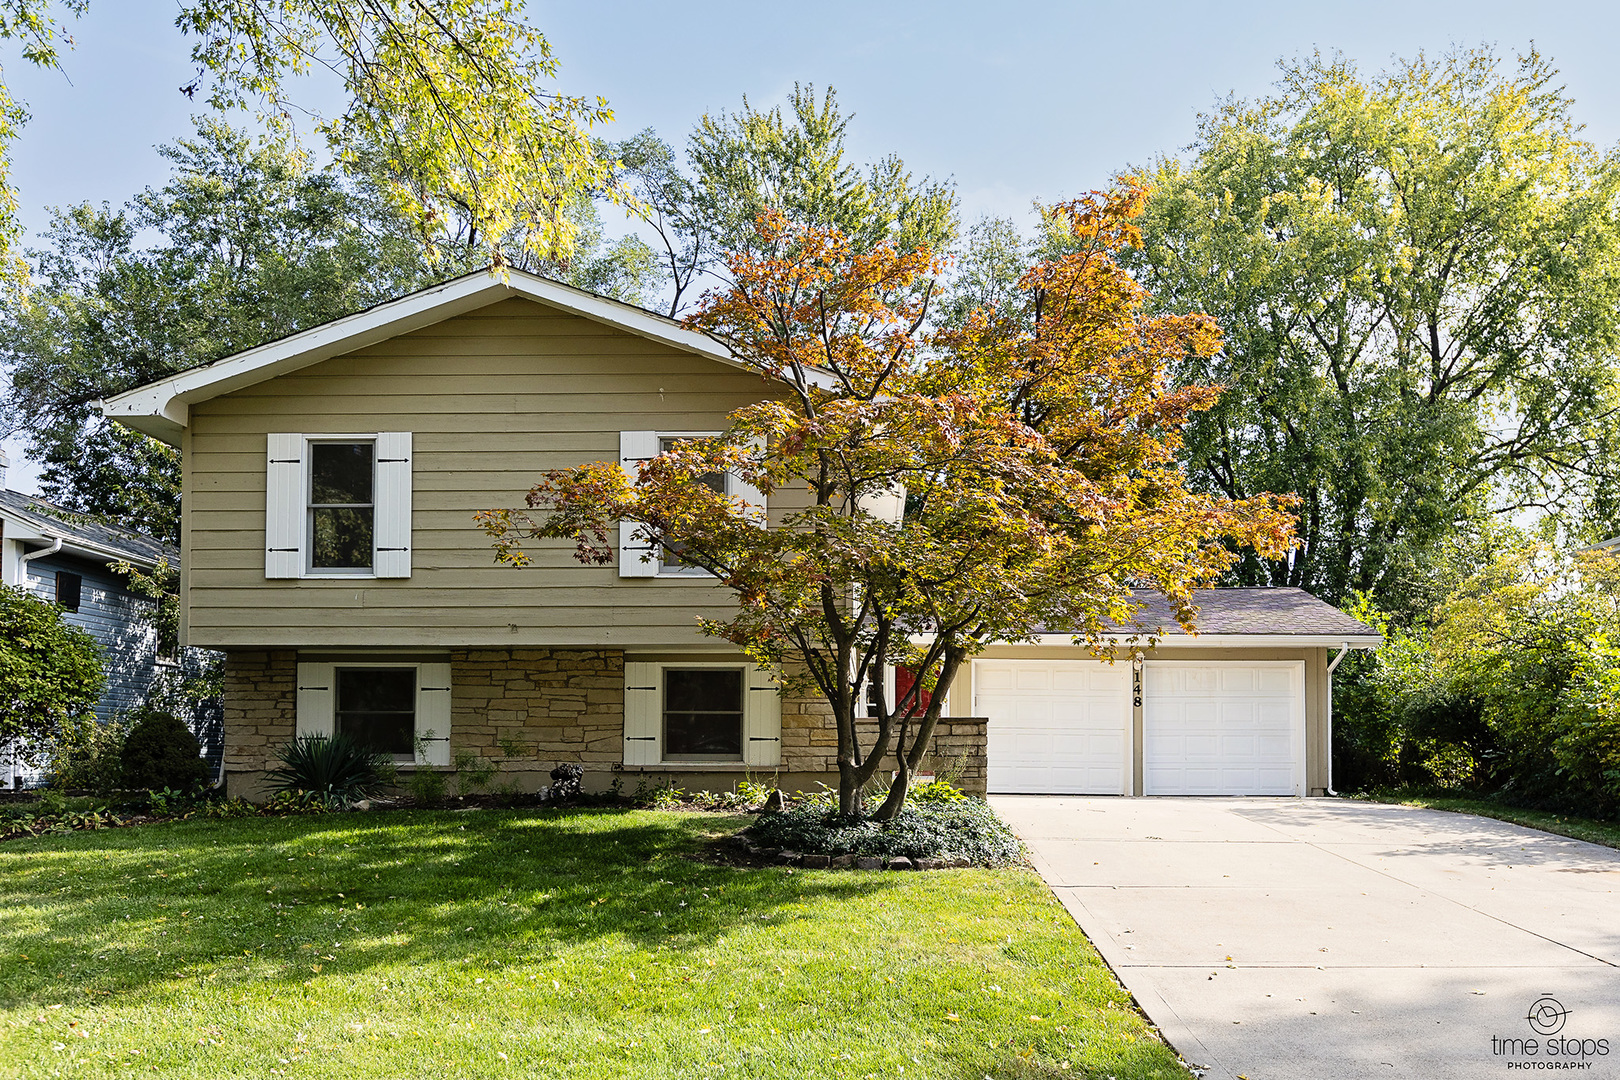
(100, 269), (1380, 801)
(0, 452), (220, 787)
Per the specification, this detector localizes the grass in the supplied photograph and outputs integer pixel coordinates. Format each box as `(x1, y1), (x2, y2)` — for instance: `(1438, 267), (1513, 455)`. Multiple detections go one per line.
(1367, 791), (1620, 850)
(0, 808), (1187, 1080)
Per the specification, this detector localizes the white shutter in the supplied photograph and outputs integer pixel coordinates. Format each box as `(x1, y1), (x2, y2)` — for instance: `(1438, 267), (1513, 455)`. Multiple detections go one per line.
(731, 435), (767, 526)
(266, 433), (305, 578)
(295, 662), (335, 738)
(623, 661), (661, 765)
(374, 431), (413, 578)
(856, 481), (906, 525)
(415, 661), (452, 766)
(618, 431), (659, 577)
(743, 664), (782, 767)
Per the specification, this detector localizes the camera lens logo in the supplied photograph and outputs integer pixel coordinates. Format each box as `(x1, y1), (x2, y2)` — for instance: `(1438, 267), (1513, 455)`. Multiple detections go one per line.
(1527, 996), (1571, 1036)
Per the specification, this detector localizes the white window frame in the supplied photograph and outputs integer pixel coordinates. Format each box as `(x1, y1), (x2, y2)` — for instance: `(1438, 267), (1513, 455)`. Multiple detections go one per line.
(266, 432), (412, 581)
(295, 659), (451, 766)
(618, 430), (766, 579)
(623, 662), (780, 767)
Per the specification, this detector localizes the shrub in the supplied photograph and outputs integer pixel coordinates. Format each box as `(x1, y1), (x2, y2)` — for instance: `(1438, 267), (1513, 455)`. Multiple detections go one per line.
(47, 713), (130, 795)
(0, 585), (105, 760)
(265, 734), (385, 809)
(120, 708), (210, 793)
(408, 767), (448, 807)
(911, 779), (966, 802)
(549, 763), (583, 800)
(746, 799), (1022, 865)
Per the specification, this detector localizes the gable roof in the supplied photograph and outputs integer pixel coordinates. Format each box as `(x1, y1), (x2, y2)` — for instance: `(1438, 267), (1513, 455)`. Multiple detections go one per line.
(1027, 587), (1382, 648)
(1110, 587), (1379, 638)
(99, 268), (778, 446)
(0, 488), (175, 569)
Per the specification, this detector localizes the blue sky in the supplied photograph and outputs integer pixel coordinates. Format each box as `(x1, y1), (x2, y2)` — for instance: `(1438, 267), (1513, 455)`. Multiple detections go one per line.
(3, 0), (1619, 493)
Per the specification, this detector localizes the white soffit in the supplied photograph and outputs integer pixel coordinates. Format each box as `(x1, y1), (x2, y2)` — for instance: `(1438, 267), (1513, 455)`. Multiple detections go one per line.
(101, 269), (815, 445)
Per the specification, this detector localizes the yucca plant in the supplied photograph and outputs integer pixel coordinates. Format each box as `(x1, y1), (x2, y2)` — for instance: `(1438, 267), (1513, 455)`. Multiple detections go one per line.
(265, 734), (386, 809)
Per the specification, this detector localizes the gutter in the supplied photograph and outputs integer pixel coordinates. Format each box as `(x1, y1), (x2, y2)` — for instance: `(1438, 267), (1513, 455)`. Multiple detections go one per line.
(16, 535), (64, 578)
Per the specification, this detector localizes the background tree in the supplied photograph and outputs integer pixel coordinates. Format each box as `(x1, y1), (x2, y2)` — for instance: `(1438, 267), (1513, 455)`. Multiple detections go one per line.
(612, 84), (958, 315)
(0, 583), (103, 765)
(0, 119), (430, 538)
(481, 187), (1295, 818)
(0, 0), (615, 280)
(1125, 48), (1620, 613)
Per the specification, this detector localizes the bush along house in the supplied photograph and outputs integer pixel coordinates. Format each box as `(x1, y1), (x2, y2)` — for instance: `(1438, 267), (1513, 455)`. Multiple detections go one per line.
(101, 269), (1379, 801)
(0, 451), (221, 787)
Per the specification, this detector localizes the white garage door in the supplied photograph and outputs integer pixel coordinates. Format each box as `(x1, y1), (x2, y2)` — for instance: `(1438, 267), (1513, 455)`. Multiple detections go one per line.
(977, 660), (1131, 794)
(1143, 661), (1303, 796)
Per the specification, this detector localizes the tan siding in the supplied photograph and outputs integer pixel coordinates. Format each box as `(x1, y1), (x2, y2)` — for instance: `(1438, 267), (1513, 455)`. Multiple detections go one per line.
(185, 296), (806, 649)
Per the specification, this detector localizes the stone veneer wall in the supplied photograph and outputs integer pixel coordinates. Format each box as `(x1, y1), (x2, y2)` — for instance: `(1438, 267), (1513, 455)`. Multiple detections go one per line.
(220, 649), (297, 799)
(219, 647), (987, 798)
(780, 690), (987, 794)
(448, 648), (625, 784)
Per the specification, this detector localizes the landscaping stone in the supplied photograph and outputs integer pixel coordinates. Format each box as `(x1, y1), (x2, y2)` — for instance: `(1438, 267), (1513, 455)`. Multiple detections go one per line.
(947, 856), (972, 869)
(776, 850), (801, 865)
(800, 854), (830, 869)
(761, 789), (785, 814)
(830, 854), (856, 868)
(886, 856), (914, 871)
(914, 857), (942, 870)
(855, 856), (884, 870)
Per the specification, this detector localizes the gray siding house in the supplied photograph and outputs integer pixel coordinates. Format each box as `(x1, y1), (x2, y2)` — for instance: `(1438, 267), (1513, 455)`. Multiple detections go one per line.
(0, 452), (219, 787)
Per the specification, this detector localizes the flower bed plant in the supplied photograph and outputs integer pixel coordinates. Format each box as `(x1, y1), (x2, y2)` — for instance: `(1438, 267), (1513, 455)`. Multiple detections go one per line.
(744, 797), (1022, 866)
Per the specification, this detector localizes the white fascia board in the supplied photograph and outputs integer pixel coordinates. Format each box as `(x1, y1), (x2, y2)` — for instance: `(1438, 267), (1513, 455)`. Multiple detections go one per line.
(100, 269), (829, 447)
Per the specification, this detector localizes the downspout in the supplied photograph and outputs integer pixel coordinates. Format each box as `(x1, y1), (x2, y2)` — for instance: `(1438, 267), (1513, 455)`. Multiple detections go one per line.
(16, 535), (64, 578)
(1325, 643), (1351, 796)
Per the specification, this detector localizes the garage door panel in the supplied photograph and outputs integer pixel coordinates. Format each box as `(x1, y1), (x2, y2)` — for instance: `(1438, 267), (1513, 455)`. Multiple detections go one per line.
(1144, 661), (1302, 796)
(980, 660), (1130, 795)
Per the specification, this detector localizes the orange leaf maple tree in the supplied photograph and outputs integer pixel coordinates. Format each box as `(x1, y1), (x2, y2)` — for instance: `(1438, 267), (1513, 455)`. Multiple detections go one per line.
(479, 182), (1296, 819)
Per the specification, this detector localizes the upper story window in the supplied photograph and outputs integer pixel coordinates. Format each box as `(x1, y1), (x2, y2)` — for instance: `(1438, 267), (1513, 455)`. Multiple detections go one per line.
(617, 430), (765, 580)
(55, 571), (82, 612)
(265, 432), (412, 581)
(658, 436), (729, 575)
(309, 441), (375, 573)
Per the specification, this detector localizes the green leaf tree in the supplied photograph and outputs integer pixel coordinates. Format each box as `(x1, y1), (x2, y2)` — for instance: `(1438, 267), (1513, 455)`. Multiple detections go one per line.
(0, 583), (103, 765)
(481, 186), (1296, 819)
(0, 118), (435, 539)
(0, 0), (614, 282)
(613, 84), (958, 315)
(1126, 48), (1620, 610)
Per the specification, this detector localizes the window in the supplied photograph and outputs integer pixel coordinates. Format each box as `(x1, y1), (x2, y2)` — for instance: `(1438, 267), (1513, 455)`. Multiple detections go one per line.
(658, 436), (729, 574)
(265, 432), (412, 580)
(617, 430), (765, 578)
(55, 571), (81, 612)
(663, 668), (745, 760)
(309, 442), (374, 572)
(622, 662), (780, 766)
(335, 667), (416, 758)
(295, 659), (450, 765)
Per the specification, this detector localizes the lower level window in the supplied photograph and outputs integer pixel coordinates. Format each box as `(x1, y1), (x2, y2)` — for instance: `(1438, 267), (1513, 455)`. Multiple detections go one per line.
(663, 668), (744, 760)
(336, 667), (416, 757)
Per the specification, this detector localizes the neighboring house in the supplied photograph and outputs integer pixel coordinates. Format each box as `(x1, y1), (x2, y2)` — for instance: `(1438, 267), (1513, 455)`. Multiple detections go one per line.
(101, 269), (1381, 801)
(0, 453), (220, 787)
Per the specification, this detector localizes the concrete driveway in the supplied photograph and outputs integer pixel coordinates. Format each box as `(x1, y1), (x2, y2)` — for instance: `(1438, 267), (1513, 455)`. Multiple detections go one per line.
(991, 796), (1620, 1080)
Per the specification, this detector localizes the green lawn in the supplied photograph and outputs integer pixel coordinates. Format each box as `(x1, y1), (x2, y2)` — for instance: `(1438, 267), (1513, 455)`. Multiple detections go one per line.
(1369, 792), (1620, 850)
(0, 808), (1187, 1079)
